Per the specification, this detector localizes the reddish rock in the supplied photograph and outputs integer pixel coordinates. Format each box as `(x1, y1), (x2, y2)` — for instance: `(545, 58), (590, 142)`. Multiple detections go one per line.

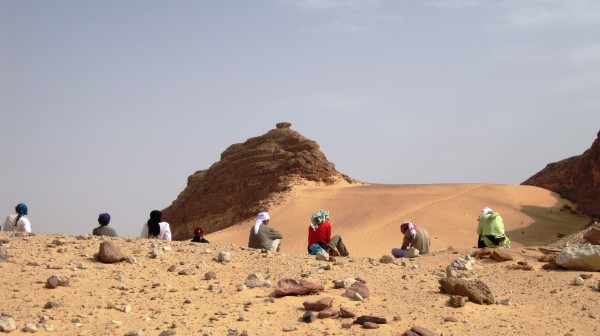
(542, 259), (559, 270)
(439, 277), (495, 305)
(274, 279), (324, 297)
(339, 307), (356, 318)
(474, 247), (493, 259)
(317, 308), (337, 319)
(96, 241), (128, 263)
(363, 322), (379, 329)
(522, 130), (600, 217)
(583, 226), (600, 245)
(353, 316), (387, 325)
(303, 297), (333, 311)
(539, 255), (556, 262)
(490, 249), (514, 262)
(402, 326), (440, 336)
(343, 281), (370, 300)
(161, 123), (356, 240)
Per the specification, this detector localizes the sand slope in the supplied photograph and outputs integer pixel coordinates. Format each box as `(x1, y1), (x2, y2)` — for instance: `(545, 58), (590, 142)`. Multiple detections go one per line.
(208, 183), (589, 257)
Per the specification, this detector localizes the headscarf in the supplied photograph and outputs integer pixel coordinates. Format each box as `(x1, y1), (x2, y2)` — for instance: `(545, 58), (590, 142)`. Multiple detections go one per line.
(147, 210), (162, 237)
(254, 212), (270, 234)
(98, 213), (111, 225)
(310, 210), (330, 230)
(15, 203), (28, 227)
(193, 227), (205, 237)
(400, 221), (418, 240)
(479, 207), (493, 220)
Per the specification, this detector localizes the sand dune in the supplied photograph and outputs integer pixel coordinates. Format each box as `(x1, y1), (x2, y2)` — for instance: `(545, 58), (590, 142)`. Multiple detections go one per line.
(207, 182), (589, 257)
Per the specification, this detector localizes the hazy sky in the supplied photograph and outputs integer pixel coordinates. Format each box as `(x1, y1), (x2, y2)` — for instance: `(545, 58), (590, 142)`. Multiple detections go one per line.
(2, 0), (599, 238)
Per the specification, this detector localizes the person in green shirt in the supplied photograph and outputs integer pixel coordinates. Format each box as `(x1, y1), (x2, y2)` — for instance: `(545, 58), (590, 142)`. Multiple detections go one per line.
(477, 207), (510, 248)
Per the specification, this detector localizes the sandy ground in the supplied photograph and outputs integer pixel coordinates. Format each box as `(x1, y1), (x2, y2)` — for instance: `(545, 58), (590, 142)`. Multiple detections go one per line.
(1, 183), (598, 336)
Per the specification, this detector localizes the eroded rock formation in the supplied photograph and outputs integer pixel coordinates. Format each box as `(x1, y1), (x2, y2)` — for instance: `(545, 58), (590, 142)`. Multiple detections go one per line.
(162, 122), (354, 240)
(522, 130), (600, 217)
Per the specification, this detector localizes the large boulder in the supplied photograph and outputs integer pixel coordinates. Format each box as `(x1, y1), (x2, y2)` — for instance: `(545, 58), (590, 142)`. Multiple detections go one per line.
(555, 243), (600, 271)
(96, 241), (129, 263)
(439, 277), (495, 305)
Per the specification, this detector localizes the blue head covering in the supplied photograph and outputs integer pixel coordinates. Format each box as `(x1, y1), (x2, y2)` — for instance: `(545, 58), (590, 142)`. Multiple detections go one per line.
(98, 213), (111, 225)
(14, 203), (28, 228)
(15, 203), (28, 215)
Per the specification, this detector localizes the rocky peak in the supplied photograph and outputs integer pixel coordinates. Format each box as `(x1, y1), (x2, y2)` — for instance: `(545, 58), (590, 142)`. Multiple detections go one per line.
(162, 122), (355, 240)
(522, 130), (600, 216)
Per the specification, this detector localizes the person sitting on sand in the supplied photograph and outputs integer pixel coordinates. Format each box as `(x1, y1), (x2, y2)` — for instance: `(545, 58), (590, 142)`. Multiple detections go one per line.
(92, 213), (118, 237)
(191, 227), (209, 243)
(140, 210), (172, 240)
(3, 203), (32, 233)
(477, 207), (510, 248)
(308, 209), (349, 257)
(248, 212), (282, 252)
(391, 221), (430, 258)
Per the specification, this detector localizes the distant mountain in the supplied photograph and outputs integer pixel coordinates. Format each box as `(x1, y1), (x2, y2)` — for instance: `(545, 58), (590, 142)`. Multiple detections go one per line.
(162, 122), (355, 240)
(522, 130), (600, 217)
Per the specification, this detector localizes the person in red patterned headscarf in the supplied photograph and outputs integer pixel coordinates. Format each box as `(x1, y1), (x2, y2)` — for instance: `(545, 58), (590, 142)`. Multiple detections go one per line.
(191, 227), (209, 243)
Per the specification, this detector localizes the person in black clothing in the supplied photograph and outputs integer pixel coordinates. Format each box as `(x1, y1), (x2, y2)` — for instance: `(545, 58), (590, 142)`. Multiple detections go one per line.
(191, 227), (209, 243)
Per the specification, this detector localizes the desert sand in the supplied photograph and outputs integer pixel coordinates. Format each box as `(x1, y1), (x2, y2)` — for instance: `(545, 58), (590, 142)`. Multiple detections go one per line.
(1, 182), (598, 336)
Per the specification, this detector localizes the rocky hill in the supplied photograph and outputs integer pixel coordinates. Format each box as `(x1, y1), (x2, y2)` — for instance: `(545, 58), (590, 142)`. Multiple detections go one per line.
(162, 122), (355, 240)
(522, 130), (600, 217)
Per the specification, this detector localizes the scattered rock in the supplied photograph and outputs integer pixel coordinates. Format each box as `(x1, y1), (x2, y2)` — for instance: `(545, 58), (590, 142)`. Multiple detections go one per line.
(353, 315), (387, 325)
(303, 297), (333, 311)
(217, 251), (231, 263)
(0, 316), (16, 332)
(444, 317), (459, 322)
(439, 277), (495, 305)
(124, 330), (145, 336)
(97, 241), (129, 263)
(574, 276), (585, 286)
(302, 311), (316, 323)
(343, 281), (369, 300)
(339, 306), (356, 318)
(332, 277), (356, 289)
(24, 321), (37, 333)
(363, 321), (379, 329)
(167, 265), (176, 272)
(204, 271), (217, 280)
(380, 254), (394, 264)
(44, 300), (64, 309)
(282, 325), (296, 332)
(402, 325), (440, 336)
(448, 295), (468, 308)
(244, 273), (266, 288)
(556, 244), (600, 271)
(490, 248), (514, 262)
(583, 226), (600, 245)
(274, 279), (324, 297)
(317, 308), (337, 319)
(315, 251), (329, 261)
(0, 251), (8, 262)
(46, 275), (70, 289)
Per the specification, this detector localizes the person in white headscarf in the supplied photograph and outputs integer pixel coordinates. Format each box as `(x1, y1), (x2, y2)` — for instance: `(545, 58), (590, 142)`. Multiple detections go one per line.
(477, 207), (510, 248)
(248, 211), (283, 251)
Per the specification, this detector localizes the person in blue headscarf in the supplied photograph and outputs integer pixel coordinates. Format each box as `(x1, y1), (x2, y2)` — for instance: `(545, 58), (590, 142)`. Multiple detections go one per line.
(92, 213), (118, 237)
(3, 203), (32, 233)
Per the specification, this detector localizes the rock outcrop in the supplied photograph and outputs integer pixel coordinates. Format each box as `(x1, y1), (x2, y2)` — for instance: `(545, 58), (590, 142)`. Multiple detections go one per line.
(162, 122), (355, 240)
(522, 130), (600, 216)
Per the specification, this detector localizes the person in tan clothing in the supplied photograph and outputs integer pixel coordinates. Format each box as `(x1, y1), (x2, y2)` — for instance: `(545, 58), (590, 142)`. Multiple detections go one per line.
(391, 221), (430, 257)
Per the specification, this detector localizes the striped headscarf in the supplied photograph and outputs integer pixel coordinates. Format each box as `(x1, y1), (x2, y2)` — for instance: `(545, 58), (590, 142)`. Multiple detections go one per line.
(401, 221), (418, 239)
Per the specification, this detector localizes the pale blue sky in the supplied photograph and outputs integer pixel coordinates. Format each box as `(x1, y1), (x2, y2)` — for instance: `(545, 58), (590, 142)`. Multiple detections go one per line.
(2, 0), (599, 238)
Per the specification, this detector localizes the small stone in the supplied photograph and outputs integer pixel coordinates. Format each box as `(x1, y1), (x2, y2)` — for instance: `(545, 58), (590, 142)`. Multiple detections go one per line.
(44, 300), (63, 309)
(217, 251), (231, 263)
(167, 265), (176, 272)
(237, 284), (247, 291)
(444, 316), (459, 322)
(124, 330), (145, 336)
(574, 277), (585, 286)
(499, 298), (512, 305)
(282, 325), (296, 332)
(46, 275), (69, 288)
(205, 271), (217, 280)
(363, 321), (379, 329)
(122, 305), (132, 313)
(302, 311), (316, 323)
